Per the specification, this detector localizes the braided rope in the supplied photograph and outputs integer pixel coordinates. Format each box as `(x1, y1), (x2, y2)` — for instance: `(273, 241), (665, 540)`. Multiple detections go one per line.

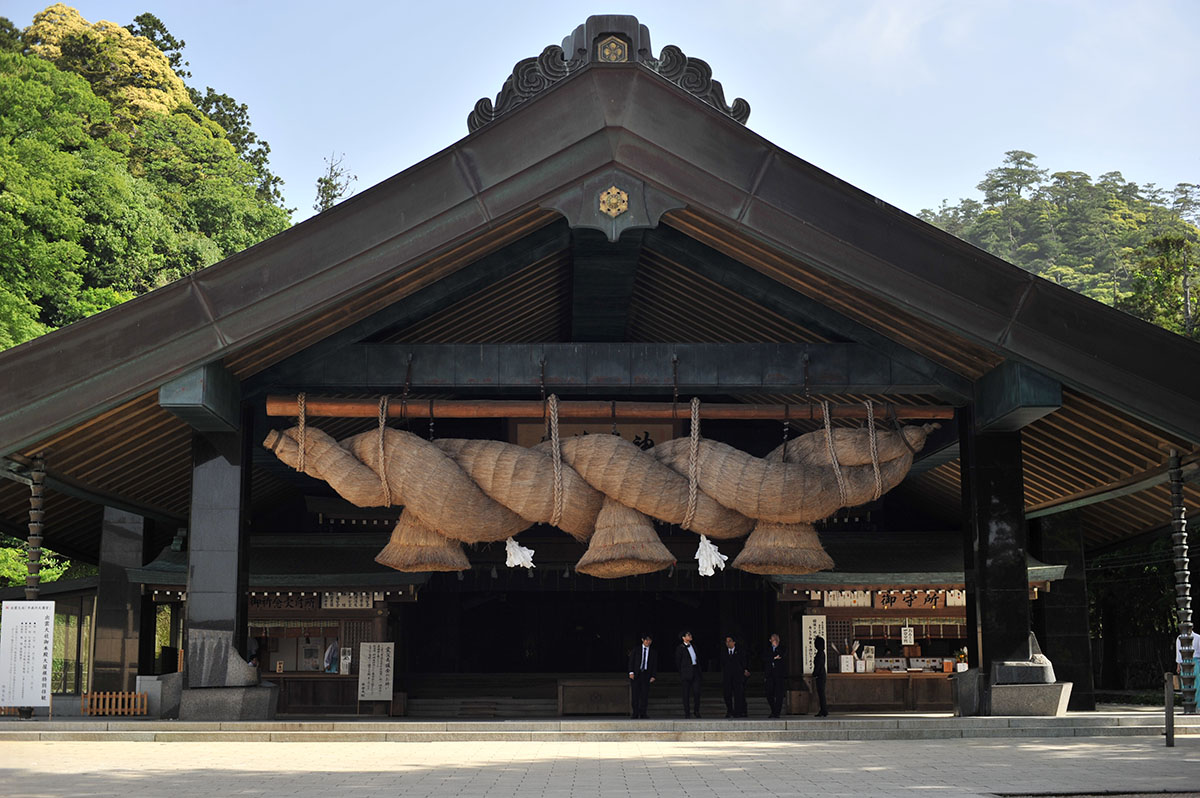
(682, 397), (701, 530)
(822, 400), (847, 505)
(378, 396), (392, 506)
(548, 394), (564, 528)
(297, 392), (307, 474)
(866, 400), (882, 500)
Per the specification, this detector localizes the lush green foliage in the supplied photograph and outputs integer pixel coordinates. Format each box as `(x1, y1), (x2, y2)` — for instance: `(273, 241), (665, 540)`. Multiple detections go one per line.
(920, 151), (1199, 339)
(0, 533), (94, 587)
(0, 5), (290, 350)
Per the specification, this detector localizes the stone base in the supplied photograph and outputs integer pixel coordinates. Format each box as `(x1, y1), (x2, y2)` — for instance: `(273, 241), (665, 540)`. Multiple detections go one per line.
(179, 682), (279, 721)
(990, 682), (1072, 716)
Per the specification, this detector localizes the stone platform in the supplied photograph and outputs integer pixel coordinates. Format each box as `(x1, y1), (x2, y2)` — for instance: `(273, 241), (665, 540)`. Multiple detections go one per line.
(1, 708), (1196, 742)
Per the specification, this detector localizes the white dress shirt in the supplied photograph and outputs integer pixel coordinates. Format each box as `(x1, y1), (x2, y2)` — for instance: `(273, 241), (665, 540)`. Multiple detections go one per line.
(1176, 631), (1200, 664)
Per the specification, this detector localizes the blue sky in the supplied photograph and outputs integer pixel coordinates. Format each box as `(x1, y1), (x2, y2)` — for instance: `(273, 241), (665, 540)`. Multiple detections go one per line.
(5, 1), (1198, 222)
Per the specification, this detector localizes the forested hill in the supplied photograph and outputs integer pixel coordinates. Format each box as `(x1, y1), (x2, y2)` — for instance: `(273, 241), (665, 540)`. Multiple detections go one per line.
(0, 4), (290, 350)
(919, 151), (1198, 340)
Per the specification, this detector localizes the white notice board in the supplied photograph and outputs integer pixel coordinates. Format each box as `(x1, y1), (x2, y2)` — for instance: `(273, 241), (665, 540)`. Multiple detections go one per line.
(357, 642), (394, 701)
(801, 614), (826, 675)
(0, 601), (55, 707)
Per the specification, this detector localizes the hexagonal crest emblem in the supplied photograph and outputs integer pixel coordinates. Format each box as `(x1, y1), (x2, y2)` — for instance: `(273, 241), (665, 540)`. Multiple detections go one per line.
(597, 36), (628, 63)
(599, 186), (629, 218)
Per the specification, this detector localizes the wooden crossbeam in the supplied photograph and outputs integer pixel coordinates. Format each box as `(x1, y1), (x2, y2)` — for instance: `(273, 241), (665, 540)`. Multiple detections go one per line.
(266, 396), (952, 420)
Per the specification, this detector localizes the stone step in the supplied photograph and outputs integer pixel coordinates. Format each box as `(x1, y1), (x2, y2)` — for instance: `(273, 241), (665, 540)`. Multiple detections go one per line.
(2, 714), (1197, 742)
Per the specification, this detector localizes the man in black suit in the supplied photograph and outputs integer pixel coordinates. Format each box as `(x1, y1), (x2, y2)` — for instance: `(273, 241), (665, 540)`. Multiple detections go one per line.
(721, 634), (749, 718)
(675, 630), (702, 718)
(812, 634), (828, 717)
(627, 633), (656, 719)
(763, 632), (787, 718)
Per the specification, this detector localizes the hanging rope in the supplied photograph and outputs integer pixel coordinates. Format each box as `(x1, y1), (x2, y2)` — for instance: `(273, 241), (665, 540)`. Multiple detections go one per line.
(296, 392), (307, 474)
(682, 397), (701, 530)
(822, 400), (848, 505)
(548, 393), (564, 529)
(865, 400), (882, 500)
(377, 396), (392, 507)
(887, 403), (919, 454)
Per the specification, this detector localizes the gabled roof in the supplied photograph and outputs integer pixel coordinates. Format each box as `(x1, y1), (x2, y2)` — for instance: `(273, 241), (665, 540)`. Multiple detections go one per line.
(0, 28), (1196, 558)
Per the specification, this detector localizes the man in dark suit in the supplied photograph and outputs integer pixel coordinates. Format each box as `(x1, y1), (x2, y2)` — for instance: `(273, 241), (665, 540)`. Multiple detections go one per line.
(812, 634), (828, 717)
(721, 634), (749, 718)
(763, 632), (787, 718)
(675, 630), (702, 718)
(627, 633), (656, 719)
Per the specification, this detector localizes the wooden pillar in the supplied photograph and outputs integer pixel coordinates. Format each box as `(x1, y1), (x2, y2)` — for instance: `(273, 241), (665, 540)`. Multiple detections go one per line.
(183, 429), (250, 687)
(92, 507), (152, 691)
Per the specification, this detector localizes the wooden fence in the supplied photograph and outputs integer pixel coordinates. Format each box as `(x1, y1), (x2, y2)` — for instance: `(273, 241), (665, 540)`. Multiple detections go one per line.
(81, 691), (148, 716)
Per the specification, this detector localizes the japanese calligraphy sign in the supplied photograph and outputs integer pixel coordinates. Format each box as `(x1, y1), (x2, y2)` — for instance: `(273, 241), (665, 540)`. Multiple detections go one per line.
(357, 642), (394, 701)
(0, 601), (55, 707)
(873, 590), (947, 610)
(801, 614), (826, 675)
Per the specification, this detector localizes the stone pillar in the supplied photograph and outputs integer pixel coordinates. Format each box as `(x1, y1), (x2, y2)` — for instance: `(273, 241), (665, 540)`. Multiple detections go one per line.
(92, 508), (151, 691)
(960, 413), (1032, 693)
(1030, 511), (1096, 710)
(184, 430), (251, 688)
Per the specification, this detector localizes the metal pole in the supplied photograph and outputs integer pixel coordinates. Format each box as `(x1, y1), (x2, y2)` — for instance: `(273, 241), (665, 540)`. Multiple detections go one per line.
(1169, 449), (1196, 714)
(1165, 671), (1175, 747)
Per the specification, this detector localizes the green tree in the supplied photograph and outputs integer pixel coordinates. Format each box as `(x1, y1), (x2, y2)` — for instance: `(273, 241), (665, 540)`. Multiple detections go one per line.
(124, 11), (188, 78)
(1117, 234), (1198, 339)
(0, 534), (77, 587)
(0, 16), (21, 51)
(314, 152), (356, 213)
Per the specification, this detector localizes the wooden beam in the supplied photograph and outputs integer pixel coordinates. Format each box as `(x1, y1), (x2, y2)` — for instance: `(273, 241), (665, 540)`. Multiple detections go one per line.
(1027, 455), (1200, 520)
(265, 396), (953, 420)
(262, 342), (951, 395)
(1, 456), (186, 528)
(643, 227), (973, 402)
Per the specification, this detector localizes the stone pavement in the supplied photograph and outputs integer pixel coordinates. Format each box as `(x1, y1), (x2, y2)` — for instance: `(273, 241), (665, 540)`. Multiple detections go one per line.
(1, 736), (1198, 798)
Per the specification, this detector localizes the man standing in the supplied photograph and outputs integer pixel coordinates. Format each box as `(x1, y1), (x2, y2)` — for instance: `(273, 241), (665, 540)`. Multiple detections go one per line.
(676, 630), (702, 718)
(721, 634), (749, 718)
(763, 632), (787, 718)
(628, 633), (656, 719)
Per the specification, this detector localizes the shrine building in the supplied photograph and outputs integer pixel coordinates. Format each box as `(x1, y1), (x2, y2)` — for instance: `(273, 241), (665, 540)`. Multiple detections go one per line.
(0, 15), (1197, 720)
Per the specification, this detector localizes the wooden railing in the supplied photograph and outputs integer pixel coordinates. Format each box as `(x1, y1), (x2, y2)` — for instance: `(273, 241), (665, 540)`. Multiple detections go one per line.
(80, 691), (148, 716)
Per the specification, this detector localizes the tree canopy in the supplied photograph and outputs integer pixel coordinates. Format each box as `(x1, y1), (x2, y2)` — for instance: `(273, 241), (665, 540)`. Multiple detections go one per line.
(0, 4), (290, 349)
(920, 151), (1199, 339)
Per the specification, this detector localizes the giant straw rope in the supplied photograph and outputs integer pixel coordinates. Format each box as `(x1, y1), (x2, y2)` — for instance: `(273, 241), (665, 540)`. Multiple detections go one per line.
(262, 397), (936, 578)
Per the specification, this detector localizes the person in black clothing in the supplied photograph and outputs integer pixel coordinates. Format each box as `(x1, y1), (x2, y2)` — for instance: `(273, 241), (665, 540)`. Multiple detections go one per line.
(675, 630), (702, 718)
(812, 634), (828, 717)
(721, 635), (749, 718)
(763, 632), (787, 718)
(627, 633), (656, 719)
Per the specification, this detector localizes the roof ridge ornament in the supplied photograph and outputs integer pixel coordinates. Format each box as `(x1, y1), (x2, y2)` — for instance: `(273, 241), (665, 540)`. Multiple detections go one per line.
(467, 15), (749, 132)
(648, 45), (750, 124)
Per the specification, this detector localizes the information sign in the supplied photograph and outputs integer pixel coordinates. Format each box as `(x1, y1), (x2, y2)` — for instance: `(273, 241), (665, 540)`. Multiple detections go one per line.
(801, 614), (826, 675)
(357, 642), (394, 701)
(0, 601), (55, 707)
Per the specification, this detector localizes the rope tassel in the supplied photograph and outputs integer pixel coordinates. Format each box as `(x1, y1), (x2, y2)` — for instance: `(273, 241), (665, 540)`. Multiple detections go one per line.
(505, 537), (536, 569)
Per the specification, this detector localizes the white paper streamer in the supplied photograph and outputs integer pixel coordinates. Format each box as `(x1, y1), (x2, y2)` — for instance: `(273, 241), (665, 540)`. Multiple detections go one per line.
(505, 537), (536, 569)
(694, 534), (727, 577)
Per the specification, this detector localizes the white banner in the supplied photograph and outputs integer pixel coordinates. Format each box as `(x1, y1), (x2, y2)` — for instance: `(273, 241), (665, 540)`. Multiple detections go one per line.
(801, 614), (826, 675)
(0, 601), (55, 707)
(357, 642), (394, 701)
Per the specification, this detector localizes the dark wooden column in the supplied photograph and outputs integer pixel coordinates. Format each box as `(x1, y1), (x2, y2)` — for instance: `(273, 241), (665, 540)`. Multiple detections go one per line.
(183, 429), (250, 687)
(960, 410), (1033, 682)
(92, 507), (153, 691)
(1030, 511), (1096, 710)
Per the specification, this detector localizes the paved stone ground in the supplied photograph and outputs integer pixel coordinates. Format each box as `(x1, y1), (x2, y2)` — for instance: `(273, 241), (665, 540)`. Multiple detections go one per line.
(1, 737), (1199, 798)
